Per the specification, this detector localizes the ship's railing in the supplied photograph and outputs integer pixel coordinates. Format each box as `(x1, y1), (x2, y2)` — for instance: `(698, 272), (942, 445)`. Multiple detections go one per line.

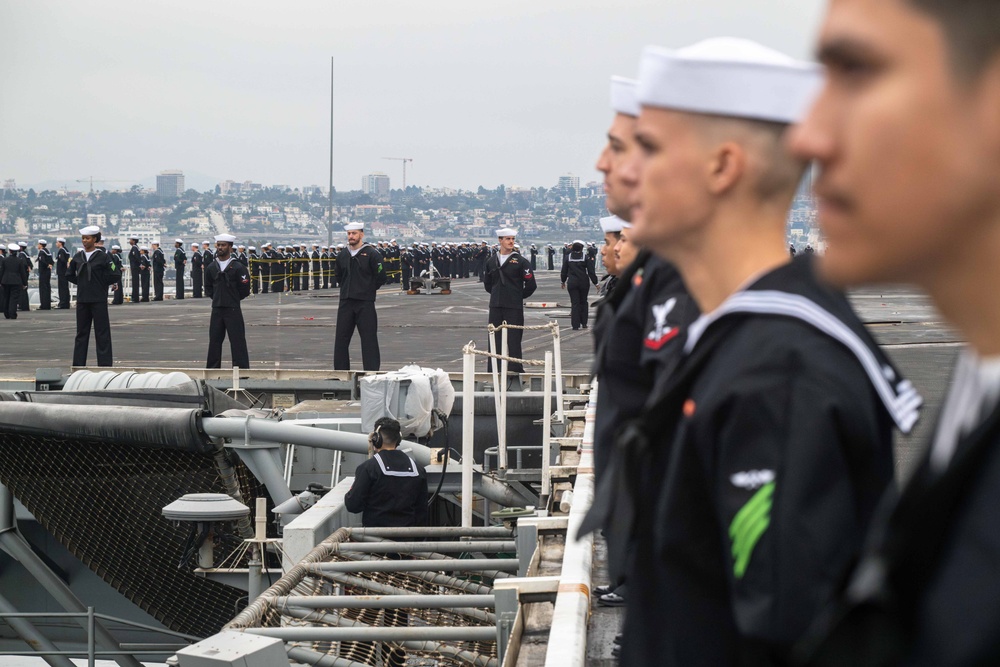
(461, 320), (564, 527)
(544, 380), (597, 666)
(0, 607), (199, 667)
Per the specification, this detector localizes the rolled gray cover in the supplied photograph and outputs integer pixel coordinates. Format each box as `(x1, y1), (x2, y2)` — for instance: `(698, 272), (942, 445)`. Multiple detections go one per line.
(0, 403), (215, 453)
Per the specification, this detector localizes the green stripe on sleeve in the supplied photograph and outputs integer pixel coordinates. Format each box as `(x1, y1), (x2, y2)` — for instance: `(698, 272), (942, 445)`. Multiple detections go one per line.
(729, 481), (775, 579)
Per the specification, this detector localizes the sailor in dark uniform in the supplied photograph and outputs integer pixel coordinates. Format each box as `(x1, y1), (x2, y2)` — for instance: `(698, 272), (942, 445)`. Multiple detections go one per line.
(190, 243), (203, 297)
(248, 246), (260, 294)
(127, 236), (141, 303)
(36, 239), (53, 310)
(259, 243), (272, 293)
(201, 242), (213, 293)
(594, 216), (623, 303)
(605, 41), (919, 666)
(787, 3), (1000, 665)
(334, 223), (386, 370)
(151, 242), (165, 301)
(311, 243), (321, 290)
(290, 244), (302, 291)
(546, 244), (555, 270)
(138, 246), (151, 302)
(109, 245), (125, 305)
(16, 242), (31, 311)
(345, 417), (428, 526)
(204, 234), (252, 369)
(67, 225), (120, 366)
(56, 238), (71, 308)
(483, 227), (537, 374)
(401, 247), (412, 289)
(1, 242), (29, 319)
(560, 240), (598, 330)
(173, 239), (186, 299)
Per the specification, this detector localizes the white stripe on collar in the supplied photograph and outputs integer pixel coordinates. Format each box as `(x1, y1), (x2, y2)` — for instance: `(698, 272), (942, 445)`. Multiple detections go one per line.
(373, 451), (420, 477)
(684, 290), (921, 434)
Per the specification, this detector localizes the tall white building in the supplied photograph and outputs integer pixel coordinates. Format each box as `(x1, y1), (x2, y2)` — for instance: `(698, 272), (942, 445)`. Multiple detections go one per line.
(362, 173), (391, 198)
(558, 174), (580, 200)
(156, 170), (185, 197)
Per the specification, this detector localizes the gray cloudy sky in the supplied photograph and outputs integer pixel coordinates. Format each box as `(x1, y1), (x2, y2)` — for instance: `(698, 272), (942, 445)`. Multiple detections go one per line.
(0, 0), (826, 192)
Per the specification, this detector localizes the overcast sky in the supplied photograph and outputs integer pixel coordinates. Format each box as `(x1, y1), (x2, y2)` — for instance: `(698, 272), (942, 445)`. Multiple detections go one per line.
(0, 0), (826, 193)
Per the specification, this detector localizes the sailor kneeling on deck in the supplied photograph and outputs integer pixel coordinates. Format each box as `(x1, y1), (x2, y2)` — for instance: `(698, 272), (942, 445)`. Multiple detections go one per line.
(345, 418), (429, 528)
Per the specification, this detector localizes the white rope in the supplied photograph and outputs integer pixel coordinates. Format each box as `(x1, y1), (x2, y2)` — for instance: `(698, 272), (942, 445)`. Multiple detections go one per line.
(487, 322), (559, 333)
(461, 341), (547, 367)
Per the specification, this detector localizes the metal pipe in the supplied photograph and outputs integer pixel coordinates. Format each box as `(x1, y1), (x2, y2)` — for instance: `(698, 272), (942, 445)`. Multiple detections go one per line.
(277, 607), (497, 667)
(287, 645), (369, 667)
(280, 582), (495, 624)
(462, 348), (475, 527)
(0, 591), (76, 667)
(333, 551), (513, 581)
(307, 559), (517, 574)
(330, 541), (515, 553)
(312, 568), (493, 598)
(277, 594), (495, 610)
(202, 416), (433, 466)
(0, 485), (143, 667)
(353, 526), (513, 539)
(247, 625), (497, 643)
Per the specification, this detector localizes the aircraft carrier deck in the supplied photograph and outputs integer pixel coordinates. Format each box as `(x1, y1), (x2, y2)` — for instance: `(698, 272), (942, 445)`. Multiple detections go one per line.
(0, 269), (961, 475)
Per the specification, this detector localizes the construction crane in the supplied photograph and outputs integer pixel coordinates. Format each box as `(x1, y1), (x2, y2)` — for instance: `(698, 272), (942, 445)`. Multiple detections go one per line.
(76, 177), (138, 193)
(382, 157), (414, 190)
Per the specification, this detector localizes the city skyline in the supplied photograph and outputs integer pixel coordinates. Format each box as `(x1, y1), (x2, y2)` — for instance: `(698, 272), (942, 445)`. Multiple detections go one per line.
(0, 0), (826, 192)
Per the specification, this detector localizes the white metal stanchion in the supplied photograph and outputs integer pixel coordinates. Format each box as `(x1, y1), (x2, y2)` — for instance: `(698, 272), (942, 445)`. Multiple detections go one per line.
(542, 350), (553, 502)
(500, 326), (509, 470)
(488, 328), (505, 469)
(552, 325), (565, 423)
(462, 348), (475, 528)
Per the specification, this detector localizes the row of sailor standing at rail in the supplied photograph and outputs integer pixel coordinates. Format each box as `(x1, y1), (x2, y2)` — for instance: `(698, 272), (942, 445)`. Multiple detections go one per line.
(575, 4), (1000, 663)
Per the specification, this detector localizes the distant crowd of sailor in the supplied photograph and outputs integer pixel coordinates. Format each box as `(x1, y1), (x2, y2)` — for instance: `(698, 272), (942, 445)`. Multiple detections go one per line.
(0, 235), (604, 311)
(0, 225), (603, 374)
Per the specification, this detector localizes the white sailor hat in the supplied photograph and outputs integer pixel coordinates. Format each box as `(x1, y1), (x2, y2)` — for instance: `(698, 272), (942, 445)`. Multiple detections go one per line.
(344, 222), (364, 231)
(600, 215), (627, 233)
(637, 37), (822, 124)
(277, 245), (285, 249)
(215, 234), (236, 244)
(249, 246), (257, 251)
(238, 244), (246, 248)
(129, 234), (139, 240)
(202, 240), (211, 245)
(140, 245), (149, 251)
(495, 228), (517, 237)
(112, 244), (121, 250)
(18, 241), (27, 247)
(337, 243), (345, 248)
(573, 239), (585, 246)
(175, 238), (184, 244)
(610, 76), (640, 117)
(311, 242), (319, 247)
(390, 239), (396, 243)
(80, 225), (101, 236)
(7, 243), (19, 251)
(57, 237), (66, 243)
(37, 239), (47, 245)
(191, 242), (199, 248)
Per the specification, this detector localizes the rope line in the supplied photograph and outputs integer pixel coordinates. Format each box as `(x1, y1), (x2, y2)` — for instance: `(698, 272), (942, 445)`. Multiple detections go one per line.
(461, 341), (547, 366)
